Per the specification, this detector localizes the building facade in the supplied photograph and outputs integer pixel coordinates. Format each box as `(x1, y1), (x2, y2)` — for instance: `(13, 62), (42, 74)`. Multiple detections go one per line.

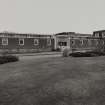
(93, 30), (105, 52)
(0, 30), (105, 54)
(54, 31), (105, 53)
(93, 30), (105, 38)
(0, 32), (53, 53)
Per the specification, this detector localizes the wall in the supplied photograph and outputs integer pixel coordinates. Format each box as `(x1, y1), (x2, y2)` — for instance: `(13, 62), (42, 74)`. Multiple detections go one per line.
(70, 37), (105, 52)
(0, 37), (52, 53)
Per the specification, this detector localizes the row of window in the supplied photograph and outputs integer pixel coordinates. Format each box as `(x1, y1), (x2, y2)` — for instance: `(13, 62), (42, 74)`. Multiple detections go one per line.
(95, 33), (99, 37)
(1, 38), (51, 46)
(95, 32), (105, 37)
(71, 39), (105, 45)
(58, 42), (67, 46)
(58, 39), (105, 47)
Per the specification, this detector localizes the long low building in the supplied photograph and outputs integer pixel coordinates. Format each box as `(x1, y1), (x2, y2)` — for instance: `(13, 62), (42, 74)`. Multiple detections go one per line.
(54, 32), (105, 53)
(0, 30), (105, 54)
(0, 32), (54, 53)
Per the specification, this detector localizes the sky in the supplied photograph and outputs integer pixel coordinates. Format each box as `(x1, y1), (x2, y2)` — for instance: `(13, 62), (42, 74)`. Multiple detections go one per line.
(0, 0), (105, 34)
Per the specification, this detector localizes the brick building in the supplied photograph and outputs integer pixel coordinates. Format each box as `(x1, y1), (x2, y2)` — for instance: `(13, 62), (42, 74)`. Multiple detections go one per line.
(0, 30), (105, 54)
(0, 32), (53, 53)
(54, 31), (105, 53)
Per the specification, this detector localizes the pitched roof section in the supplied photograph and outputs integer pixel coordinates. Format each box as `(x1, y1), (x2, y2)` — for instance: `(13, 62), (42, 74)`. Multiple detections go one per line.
(74, 33), (92, 37)
(93, 30), (105, 33)
(55, 32), (75, 35)
(55, 32), (92, 37)
(0, 31), (52, 38)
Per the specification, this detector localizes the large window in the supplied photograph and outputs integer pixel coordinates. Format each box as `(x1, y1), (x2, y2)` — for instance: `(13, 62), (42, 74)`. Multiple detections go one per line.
(2, 38), (8, 45)
(34, 39), (39, 45)
(95, 33), (99, 37)
(58, 42), (67, 46)
(80, 39), (84, 45)
(102, 32), (105, 37)
(19, 39), (24, 45)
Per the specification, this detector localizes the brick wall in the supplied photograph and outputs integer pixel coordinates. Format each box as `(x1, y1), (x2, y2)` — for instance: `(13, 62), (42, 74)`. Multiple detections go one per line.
(0, 37), (52, 53)
(70, 37), (105, 52)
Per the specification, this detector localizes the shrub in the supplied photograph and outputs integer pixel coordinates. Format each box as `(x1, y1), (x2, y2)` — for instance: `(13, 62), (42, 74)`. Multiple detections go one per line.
(0, 55), (19, 64)
(92, 51), (105, 56)
(70, 52), (98, 57)
(62, 48), (70, 57)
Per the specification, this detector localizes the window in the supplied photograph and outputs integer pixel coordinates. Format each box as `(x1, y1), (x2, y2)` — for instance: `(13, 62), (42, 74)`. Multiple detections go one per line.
(47, 38), (51, 46)
(102, 40), (104, 45)
(58, 42), (62, 46)
(80, 39), (83, 45)
(63, 42), (67, 46)
(34, 39), (39, 45)
(95, 33), (99, 37)
(2, 38), (8, 45)
(102, 32), (105, 37)
(88, 39), (92, 46)
(58, 42), (67, 46)
(19, 39), (24, 45)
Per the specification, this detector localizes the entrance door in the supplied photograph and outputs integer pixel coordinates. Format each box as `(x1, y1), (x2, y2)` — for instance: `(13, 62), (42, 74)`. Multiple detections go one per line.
(58, 42), (67, 51)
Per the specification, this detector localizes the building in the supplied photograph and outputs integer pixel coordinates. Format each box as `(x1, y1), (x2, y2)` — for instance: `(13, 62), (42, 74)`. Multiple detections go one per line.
(93, 30), (105, 52)
(93, 30), (105, 38)
(0, 30), (105, 54)
(0, 32), (53, 53)
(54, 32), (95, 52)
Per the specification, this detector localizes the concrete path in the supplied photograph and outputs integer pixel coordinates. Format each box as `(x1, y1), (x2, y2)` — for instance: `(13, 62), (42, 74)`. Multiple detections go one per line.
(14, 51), (61, 56)
(14, 52), (62, 60)
(20, 54), (62, 60)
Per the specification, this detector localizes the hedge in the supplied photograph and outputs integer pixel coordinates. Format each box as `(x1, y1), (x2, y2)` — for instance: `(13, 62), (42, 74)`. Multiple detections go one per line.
(0, 55), (19, 64)
(70, 51), (105, 57)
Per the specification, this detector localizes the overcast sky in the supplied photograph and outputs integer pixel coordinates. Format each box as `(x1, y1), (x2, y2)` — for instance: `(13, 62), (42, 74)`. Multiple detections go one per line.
(0, 0), (105, 34)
